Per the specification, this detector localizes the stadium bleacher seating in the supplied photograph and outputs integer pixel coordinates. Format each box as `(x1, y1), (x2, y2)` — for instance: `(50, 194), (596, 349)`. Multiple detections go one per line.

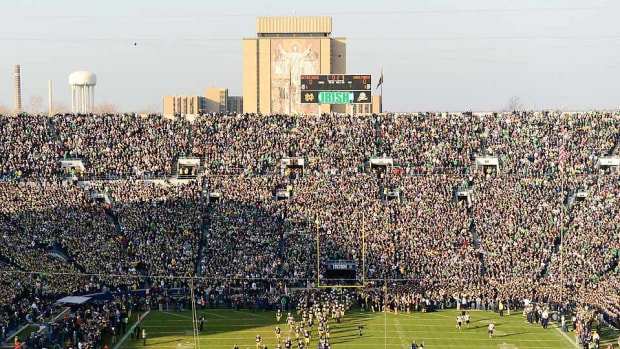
(1, 110), (619, 346)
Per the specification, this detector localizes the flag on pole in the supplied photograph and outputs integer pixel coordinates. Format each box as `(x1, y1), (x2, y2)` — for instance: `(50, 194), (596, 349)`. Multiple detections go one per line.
(376, 70), (383, 89)
(558, 145), (565, 175)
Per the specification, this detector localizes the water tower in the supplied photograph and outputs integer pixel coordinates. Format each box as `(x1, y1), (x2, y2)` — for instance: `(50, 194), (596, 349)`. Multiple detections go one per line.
(69, 71), (97, 113)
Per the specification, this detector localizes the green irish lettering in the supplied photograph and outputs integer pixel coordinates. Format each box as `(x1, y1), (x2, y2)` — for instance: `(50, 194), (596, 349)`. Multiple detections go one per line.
(318, 91), (355, 104)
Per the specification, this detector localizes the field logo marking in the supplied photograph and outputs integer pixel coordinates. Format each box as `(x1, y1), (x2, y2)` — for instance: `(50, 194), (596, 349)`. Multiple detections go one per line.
(498, 343), (517, 349)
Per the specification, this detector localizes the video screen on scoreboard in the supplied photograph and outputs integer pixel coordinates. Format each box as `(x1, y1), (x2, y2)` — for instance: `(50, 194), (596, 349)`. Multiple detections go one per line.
(322, 260), (360, 286)
(301, 74), (372, 91)
(323, 269), (357, 286)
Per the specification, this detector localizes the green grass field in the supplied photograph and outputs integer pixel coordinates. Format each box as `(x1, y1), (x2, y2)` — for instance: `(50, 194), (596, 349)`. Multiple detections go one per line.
(113, 308), (619, 349)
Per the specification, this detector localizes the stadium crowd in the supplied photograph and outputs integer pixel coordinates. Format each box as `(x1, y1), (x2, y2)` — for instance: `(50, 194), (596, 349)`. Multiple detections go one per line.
(0, 116), (60, 180)
(94, 180), (203, 281)
(0, 110), (619, 347)
(472, 174), (566, 300)
(53, 114), (192, 179)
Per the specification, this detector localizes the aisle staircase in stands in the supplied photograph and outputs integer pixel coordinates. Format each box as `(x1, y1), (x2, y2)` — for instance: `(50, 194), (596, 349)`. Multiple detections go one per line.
(0, 254), (25, 271)
(0, 254), (14, 268)
(103, 204), (124, 237)
(275, 205), (287, 278)
(47, 117), (62, 144)
(0, 213), (21, 269)
(541, 187), (619, 283)
(538, 189), (574, 281)
(188, 122), (195, 156)
(609, 127), (620, 155)
(459, 179), (486, 279)
(171, 155), (180, 177)
(51, 241), (87, 274)
(0, 189), (89, 273)
(275, 169), (294, 279)
(468, 212), (486, 277)
(195, 177), (210, 277)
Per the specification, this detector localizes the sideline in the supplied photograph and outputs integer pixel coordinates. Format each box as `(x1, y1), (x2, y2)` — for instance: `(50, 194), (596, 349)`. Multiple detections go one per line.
(1, 325), (30, 348)
(552, 323), (579, 348)
(113, 311), (150, 349)
(3, 307), (71, 348)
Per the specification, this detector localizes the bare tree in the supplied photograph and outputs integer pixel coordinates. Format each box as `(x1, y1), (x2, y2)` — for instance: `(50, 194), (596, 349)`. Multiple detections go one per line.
(26, 95), (45, 115)
(505, 96), (524, 112)
(137, 104), (160, 115)
(53, 102), (71, 115)
(0, 104), (11, 115)
(92, 102), (119, 114)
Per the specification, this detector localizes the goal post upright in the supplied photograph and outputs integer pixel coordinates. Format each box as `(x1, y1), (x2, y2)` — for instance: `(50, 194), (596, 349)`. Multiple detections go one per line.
(316, 215), (321, 288)
(362, 212), (366, 287)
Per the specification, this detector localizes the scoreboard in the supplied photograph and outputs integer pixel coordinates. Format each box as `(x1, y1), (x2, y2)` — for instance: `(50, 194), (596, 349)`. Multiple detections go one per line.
(300, 74), (372, 104)
(301, 74), (371, 92)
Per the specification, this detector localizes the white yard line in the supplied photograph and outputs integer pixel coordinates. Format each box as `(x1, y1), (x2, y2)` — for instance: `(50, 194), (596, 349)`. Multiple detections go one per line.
(160, 311), (193, 320)
(392, 317), (411, 348)
(113, 311), (150, 349)
(161, 310), (230, 319)
(392, 312), (421, 320)
(552, 324), (579, 348)
(138, 342), (560, 349)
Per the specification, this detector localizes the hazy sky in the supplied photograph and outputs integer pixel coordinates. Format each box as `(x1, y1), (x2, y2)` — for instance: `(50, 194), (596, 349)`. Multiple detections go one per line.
(1, 0), (619, 112)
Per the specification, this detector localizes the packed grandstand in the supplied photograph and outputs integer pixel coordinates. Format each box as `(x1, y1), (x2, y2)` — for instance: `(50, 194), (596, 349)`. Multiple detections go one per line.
(0, 111), (619, 347)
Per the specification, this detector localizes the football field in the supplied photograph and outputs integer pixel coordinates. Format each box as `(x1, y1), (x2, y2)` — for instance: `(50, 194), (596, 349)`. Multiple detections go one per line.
(111, 308), (619, 349)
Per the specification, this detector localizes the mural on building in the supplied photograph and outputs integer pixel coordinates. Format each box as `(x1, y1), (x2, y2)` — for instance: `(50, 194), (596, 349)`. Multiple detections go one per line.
(271, 38), (320, 115)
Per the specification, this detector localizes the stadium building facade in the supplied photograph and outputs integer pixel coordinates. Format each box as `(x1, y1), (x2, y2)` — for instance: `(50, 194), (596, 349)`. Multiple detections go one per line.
(242, 17), (347, 115)
(163, 89), (243, 116)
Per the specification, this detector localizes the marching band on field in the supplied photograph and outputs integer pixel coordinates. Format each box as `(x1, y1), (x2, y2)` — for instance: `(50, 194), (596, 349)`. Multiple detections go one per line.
(247, 294), (351, 349)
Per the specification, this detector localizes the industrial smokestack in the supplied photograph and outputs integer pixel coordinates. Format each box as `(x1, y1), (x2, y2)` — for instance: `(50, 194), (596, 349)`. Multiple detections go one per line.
(14, 65), (22, 114)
